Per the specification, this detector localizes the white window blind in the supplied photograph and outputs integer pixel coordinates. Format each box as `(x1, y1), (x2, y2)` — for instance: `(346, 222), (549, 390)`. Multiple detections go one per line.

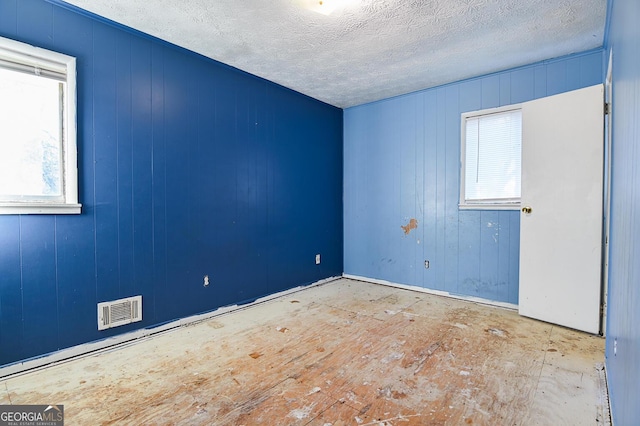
(0, 46), (67, 81)
(462, 108), (522, 207)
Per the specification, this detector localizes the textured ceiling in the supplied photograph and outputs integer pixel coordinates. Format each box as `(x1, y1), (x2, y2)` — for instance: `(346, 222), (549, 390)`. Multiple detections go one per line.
(61, 0), (607, 108)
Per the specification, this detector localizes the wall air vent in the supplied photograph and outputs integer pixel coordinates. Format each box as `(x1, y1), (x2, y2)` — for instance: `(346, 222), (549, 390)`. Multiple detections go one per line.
(98, 295), (142, 331)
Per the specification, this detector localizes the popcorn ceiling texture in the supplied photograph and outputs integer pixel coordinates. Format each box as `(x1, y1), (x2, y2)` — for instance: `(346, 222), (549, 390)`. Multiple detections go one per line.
(62, 0), (606, 108)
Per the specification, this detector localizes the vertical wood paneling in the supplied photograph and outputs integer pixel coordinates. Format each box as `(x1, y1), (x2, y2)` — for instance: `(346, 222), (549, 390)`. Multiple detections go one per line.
(343, 107), (369, 275)
(193, 59), (217, 308)
(580, 52), (604, 87)
(444, 85), (460, 293)
(210, 68), (239, 304)
(54, 211), (98, 349)
(414, 94), (425, 287)
(52, 7), (97, 350)
(604, 0), (640, 423)
(496, 210), (513, 302)
(181, 56), (202, 313)
(499, 73), (511, 105)
(262, 90), (342, 294)
(398, 98), (422, 282)
(457, 81), (482, 298)
(422, 91), (438, 290)
(20, 216), (58, 359)
(0, 0), (343, 367)
(371, 103), (390, 280)
(0, 217), (23, 365)
(510, 68), (535, 104)
(252, 84), (271, 291)
(481, 75), (500, 109)
(150, 43), (167, 323)
(565, 56), (583, 92)
(116, 32), (135, 298)
(16, 0), (52, 48)
(233, 78), (254, 301)
(162, 52), (198, 319)
(130, 36), (154, 314)
(507, 212), (520, 304)
(479, 210), (500, 300)
(458, 209), (481, 297)
(344, 50), (603, 303)
(434, 87), (448, 292)
(545, 60), (567, 96)
(533, 64), (547, 99)
(93, 24), (119, 305)
(0, 1), (18, 37)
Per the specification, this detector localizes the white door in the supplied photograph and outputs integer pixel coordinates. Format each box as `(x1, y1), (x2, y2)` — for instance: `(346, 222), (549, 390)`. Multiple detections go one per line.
(519, 84), (604, 334)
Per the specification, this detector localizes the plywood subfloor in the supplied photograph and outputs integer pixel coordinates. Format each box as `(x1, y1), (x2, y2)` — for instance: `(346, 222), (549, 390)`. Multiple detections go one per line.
(0, 278), (606, 425)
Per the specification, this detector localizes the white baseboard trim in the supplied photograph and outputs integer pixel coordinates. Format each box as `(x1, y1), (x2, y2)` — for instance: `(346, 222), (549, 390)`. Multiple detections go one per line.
(343, 274), (519, 311)
(0, 275), (341, 380)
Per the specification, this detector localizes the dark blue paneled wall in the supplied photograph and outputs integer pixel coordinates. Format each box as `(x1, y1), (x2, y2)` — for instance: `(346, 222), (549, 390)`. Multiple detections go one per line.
(344, 50), (603, 304)
(604, 0), (640, 423)
(0, 0), (343, 367)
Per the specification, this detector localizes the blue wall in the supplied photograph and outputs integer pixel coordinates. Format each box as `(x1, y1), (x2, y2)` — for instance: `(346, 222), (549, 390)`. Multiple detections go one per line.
(344, 50), (603, 304)
(0, 0), (343, 367)
(604, 0), (640, 423)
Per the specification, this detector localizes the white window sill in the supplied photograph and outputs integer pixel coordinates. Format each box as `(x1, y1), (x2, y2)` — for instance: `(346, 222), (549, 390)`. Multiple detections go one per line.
(459, 203), (521, 211)
(0, 203), (82, 215)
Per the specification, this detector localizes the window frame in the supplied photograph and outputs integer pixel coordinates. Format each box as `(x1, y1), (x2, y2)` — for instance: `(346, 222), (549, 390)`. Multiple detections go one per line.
(0, 36), (80, 215)
(459, 104), (522, 211)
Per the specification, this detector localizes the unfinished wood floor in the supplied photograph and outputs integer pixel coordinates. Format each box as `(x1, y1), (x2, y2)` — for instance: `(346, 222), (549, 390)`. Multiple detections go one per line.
(0, 278), (606, 425)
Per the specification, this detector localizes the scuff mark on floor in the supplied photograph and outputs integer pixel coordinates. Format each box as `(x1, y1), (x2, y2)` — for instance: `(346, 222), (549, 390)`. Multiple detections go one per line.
(287, 403), (316, 420)
(382, 351), (405, 364)
(486, 328), (508, 338)
(307, 386), (321, 395)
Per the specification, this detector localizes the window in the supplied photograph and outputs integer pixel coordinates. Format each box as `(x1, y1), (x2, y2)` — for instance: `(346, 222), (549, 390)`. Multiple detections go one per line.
(460, 105), (522, 210)
(0, 36), (80, 214)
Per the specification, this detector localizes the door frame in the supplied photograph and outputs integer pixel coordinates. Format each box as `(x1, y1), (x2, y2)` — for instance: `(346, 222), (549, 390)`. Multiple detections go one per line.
(601, 49), (614, 336)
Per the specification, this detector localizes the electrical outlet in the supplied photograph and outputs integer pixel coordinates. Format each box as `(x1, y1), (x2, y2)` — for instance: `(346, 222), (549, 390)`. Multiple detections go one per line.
(315, 254), (321, 265)
(203, 275), (210, 287)
(424, 260), (430, 269)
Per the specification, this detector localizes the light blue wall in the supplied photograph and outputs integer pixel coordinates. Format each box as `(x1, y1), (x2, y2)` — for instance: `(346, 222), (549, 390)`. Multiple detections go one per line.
(604, 0), (640, 423)
(344, 50), (603, 304)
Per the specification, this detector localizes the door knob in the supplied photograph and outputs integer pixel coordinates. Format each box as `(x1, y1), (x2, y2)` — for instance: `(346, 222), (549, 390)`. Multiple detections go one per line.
(522, 206), (532, 214)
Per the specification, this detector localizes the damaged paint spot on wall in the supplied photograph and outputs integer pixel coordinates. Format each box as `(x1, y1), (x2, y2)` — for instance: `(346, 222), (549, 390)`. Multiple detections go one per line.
(401, 218), (418, 235)
(461, 278), (507, 296)
(487, 221), (500, 243)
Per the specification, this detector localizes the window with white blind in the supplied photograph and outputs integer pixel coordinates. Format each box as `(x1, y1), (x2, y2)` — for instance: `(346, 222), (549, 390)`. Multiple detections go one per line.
(0, 36), (80, 214)
(460, 106), (522, 210)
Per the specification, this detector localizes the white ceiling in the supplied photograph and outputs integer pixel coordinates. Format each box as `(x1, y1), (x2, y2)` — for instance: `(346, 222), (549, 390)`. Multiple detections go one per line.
(61, 0), (607, 108)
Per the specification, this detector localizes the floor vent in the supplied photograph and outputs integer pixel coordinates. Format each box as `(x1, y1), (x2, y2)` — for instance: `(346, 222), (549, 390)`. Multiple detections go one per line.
(98, 296), (142, 331)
